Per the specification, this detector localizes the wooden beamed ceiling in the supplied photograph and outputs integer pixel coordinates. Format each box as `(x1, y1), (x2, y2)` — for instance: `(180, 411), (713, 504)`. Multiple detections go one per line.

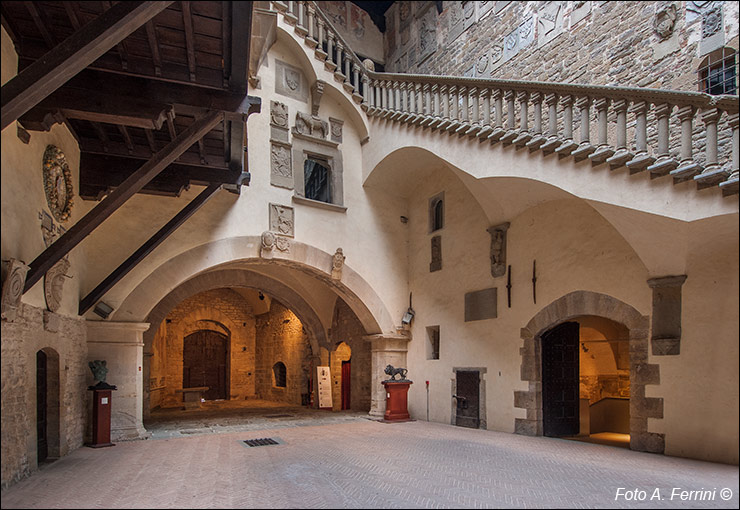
(1, 1), (259, 198)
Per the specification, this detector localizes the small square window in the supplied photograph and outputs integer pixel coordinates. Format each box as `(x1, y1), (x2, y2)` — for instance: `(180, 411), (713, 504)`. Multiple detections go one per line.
(427, 326), (440, 360)
(304, 158), (331, 203)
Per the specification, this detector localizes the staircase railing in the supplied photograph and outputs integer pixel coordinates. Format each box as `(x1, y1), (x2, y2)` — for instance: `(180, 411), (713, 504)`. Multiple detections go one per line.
(270, 1), (739, 197)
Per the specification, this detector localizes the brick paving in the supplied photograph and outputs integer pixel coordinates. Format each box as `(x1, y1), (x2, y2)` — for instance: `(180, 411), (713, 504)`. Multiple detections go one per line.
(1, 419), (738, 509)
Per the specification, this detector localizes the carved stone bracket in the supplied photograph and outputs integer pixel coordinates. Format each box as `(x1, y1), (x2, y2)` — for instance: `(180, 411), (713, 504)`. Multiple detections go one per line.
(311, 80), (326, 116)
(331, 247), (345, 280)
(1, 258), (30, 321)
(487, 222), (510, 278)
(44, 257), (71, 313)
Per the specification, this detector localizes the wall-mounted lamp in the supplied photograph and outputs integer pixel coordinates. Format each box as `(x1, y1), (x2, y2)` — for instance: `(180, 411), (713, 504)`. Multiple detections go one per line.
(258, 291), (265, 300)
(401, 292), (415, 326)
(93, 301), (114, 319)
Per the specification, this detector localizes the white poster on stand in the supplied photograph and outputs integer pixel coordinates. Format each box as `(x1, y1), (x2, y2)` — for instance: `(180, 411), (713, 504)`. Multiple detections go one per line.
(317, 366), (333, 409)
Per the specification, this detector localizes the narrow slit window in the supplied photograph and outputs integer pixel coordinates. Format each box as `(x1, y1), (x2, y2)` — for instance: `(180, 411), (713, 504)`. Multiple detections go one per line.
(273, 362), (287, 388)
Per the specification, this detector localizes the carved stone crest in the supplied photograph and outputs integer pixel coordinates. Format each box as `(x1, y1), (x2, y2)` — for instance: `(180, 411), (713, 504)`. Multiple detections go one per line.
(269, 203), (294, 237)
(653, 4), (677, 40)
(331, 248), (345, 280)
(44, 257), (70, 313)
(476, 53), (489, 76)
(43, 145), (74, 222)
(270, 101), (288, 127)
(271, 144), (292, 178)
(487, 222), (510, 278)
(1, 259), (30, 321)
(329, 117), (344, 143)
(701, 2), (722, 38)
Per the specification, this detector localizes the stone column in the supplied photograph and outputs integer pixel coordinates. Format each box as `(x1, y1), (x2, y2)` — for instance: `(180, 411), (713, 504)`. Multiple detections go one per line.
(500, 89), (517, 143)
(647, 103), (679, 177)
(540, 92), (560, 154)
(364, 333), (411, 418)
(669, 105), (703, 182)
(571, 96), (596, 161)
(555, 94), (578, 156)
(512, 91), (532, 147)
(86, 321), (150, 441)
(625, 101), (656, 173)
(589, 97), (614, 164)
(694, 108), (730, 188)
(488, 89), (505, 143)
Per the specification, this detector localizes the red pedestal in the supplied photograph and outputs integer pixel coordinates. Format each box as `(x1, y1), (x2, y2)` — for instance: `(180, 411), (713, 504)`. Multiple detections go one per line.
(89, 389), (115, 448)
(382, 381), (412, 421)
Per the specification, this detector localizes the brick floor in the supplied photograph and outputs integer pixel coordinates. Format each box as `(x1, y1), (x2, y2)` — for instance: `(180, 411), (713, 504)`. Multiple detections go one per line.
(1, 419), (737, 509)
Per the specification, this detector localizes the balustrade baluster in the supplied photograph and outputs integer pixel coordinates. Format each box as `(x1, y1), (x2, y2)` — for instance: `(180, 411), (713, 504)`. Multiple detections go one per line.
(540, 93), (561, 154)
(273, 1), (288, 12)
(325, 32), (336, 72)
(334, 42), (345, 80)
(296, 2), (308, 36)
(305, 5), (317, 47)
(351, 64), (361, 100)
(413, 83), (424, 124)
(588, 97), (614, 164)
(525, 92), (545, 151)
(464, 87), (480, 137)
(456, 86), (469, 135)
(646, 103), (678, 177)
(625, 101), (655, 173)
(396, 82), (408, 121)
(500, 90), (518, 144)
(513, 91), (533, 148)
(718, 113), (739, 195)
(447, 85), (460, 133)
(284, 1), (298, 24)
(421, 84), (434, 127)
(605, 99), (634, 169)
(436, 85), (450, 130)
(476, 88), (492, 140)
(694, 108), (729, 189)
(315, 19), (327, 60)
(361, 73), (370, 108)
(571, 96), (595, 161)
(555, 95), (578, 157)
(344, 55), (352, 87)
(488, 89), (506, 143)
(669, 106), (703, 181)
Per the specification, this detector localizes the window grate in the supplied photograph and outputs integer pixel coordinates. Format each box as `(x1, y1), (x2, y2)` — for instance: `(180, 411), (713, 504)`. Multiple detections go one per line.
(696, 48), (737, 96)
(243, 438), (279, 447)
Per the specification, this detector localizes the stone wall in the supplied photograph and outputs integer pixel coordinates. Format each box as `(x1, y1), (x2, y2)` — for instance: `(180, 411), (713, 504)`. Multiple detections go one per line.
(383, 1), (739, 92)
(255, 300), (312, 404)
(1, 304), (87, 489)
(150, 289), (257, 408)
(328, 297), (371, 411)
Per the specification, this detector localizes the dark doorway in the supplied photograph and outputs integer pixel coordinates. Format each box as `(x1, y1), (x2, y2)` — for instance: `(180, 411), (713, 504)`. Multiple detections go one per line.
(36, 350), (48, 463)
(183, 330), (228, 401)
(455, 370), (480, 428)
(542, 321), (580, 437)
(341, 360), (351, 410)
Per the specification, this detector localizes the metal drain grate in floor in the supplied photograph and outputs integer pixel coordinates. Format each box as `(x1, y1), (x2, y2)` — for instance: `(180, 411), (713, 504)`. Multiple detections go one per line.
(263, 414), (294, 418)
(243, 438), (279, 447)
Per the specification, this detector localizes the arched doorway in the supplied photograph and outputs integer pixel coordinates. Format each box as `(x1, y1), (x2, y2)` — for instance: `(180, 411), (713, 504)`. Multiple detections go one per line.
(36, 348), (60, 465)
(516, 291), (664, 454)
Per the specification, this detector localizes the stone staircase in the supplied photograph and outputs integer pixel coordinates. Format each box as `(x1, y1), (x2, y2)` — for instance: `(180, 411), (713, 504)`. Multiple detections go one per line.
(271, 1), (739, 198)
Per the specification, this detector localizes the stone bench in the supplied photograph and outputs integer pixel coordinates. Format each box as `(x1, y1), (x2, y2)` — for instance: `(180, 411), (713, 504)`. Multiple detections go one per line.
(175, 387), (209, 410)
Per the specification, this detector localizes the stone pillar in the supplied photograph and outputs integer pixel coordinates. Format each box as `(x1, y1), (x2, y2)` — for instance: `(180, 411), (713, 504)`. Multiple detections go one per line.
(626, 101), (656, 173)
(694, 108), (730, 188)
(86, 321), (150, 441)
(364, 333), (411, 418)
(647, 103), (679, 177)
(555, 95), (578, 156)
(512, 91), (532, 147)
(571, 96), (596, 161)
(670, 105), (703, 182)
(588, 97), (614, 164)
(606, 98), (635, 169)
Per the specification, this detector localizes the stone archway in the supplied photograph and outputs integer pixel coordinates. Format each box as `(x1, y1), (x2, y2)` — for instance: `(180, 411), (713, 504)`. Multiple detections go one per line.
(514, 291), (665, 454)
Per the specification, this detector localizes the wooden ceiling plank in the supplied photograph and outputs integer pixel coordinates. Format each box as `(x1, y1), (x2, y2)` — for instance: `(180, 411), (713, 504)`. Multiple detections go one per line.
(166, 110), (177, 140)
(78, 182), (222, 315)
(197, 136), (207, 164)
(24, 1), (56, 48)
(1, 1), (173, 130)
(22, 109), (223, 293)
(181, 1), (197, 81)
(80, 136), (227, 168)
(144, 128), (158, 152)
(101, 0), (129, 70)
(90, 120), (110, 146)
(145, 20), (162, 76)
(64, 3), (82, 30)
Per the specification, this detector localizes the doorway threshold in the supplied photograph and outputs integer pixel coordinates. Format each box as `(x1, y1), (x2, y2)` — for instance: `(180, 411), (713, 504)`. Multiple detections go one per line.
(562, 432), (630, 449)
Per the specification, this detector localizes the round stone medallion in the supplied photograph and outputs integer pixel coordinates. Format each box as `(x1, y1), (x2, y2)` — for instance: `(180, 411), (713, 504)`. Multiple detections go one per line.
(42, 145), (74, 222)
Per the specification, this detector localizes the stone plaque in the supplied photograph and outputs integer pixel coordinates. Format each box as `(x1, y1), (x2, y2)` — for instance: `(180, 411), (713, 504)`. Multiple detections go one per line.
(490, 44), (504, 71)
(699, 1), (724, 56)
(478, 1), (494, 19)
(519, 17), (535, 50)
(270, 101), (289, 143)
(463, 1), (477, 30)
(430, 235), (442, 272)
(686, 0), (711, 23)
(1, 258), (30, 321)
(494, 1), (511, 14)
(329, 117), (343, 143)
(275, 59), (308, 102)
(475, 51), (490, 78)
(270, 142), (293, 189)
(570, 1), (591, 27)
(464, 288), (498, 322)
(447, 1), (464, 43)
(502, 26), (519, 62)
(487, 222), (509, 278)
(537, 2), (564, 48)
(418, 4), (438, 63)
(269, 203), (294, 237)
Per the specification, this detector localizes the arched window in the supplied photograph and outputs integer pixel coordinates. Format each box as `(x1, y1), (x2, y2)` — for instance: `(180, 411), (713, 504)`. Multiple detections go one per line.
(429, 192), (444, 232)
(273, 362), (286, 388)
(698, 47), (737, 95)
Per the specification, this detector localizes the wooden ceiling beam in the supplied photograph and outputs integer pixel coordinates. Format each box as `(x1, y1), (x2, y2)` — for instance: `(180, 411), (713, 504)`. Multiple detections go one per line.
(79, 136), (227, 168)
(101, 0), (130, 70)
(20, 87), (174, 131)
(181, 1), (197, 82)
(117, 124), (134, 154)
(78, 183), (222, 315)
(22, 109), (223, 293)
(63, 3), (82, 30)
(1, 1), (173, 130)
(144, 20), (162, 76)
(24, 1), (56, 48)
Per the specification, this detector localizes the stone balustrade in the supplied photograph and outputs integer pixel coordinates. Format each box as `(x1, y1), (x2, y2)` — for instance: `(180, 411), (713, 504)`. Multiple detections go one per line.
(271, 1), (739, 197)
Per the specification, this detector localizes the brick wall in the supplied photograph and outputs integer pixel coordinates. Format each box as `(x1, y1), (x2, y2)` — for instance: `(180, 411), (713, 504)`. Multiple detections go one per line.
(384, 1), (739, 92)
(1, 304), (87, 489)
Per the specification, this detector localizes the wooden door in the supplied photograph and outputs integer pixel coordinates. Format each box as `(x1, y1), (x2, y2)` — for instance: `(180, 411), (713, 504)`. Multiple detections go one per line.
(36, 350), (48, 463)
(341, 360), (351, 410)
(455, 371), (480, 428)
(542, 321), (580, 437)
(183, 330), (228, 401)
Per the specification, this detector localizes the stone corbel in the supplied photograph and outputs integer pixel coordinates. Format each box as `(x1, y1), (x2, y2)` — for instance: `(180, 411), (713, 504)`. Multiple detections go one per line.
(311, 80), (326, 117)
(1, 258), (30, 322)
